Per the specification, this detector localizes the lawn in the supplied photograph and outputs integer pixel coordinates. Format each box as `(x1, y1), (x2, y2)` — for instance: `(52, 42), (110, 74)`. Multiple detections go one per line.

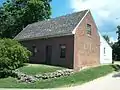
(0, 64), (119, 89)
(18, 64), (64, 75)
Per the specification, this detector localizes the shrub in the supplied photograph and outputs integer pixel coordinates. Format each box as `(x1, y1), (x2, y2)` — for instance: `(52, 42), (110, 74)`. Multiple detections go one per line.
(0, 39), (31, 77)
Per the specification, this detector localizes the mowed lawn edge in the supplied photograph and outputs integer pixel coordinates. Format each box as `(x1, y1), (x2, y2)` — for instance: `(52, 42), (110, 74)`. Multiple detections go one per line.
(0, 64), (119, 89)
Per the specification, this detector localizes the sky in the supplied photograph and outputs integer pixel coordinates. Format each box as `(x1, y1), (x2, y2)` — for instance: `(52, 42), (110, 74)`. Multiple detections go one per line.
(51, 0), (120, 43)
(0, 0), (119, 42)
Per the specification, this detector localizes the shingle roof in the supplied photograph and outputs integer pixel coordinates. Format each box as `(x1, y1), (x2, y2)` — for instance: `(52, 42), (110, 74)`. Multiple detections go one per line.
(14, 10), (88, 41)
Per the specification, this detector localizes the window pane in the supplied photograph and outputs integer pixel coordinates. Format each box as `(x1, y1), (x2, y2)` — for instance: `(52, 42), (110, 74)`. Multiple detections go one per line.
(60, 44), (66, 58)
(32, 45), (37, 56)
(104, 47), (106, 54)
(86, 24), (91, 35)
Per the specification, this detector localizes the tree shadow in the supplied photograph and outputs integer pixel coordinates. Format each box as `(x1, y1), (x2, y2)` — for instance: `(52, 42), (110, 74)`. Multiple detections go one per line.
(112, 64), (120, 78)
(111, 64), (120, 72)
(112, 72), (120, 77)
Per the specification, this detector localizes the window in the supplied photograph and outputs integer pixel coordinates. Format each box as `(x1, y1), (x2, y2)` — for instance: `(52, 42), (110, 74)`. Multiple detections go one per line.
(104, 47), (106, 54)
(32, 45), (37, 56)
(86, 24), (92, 35)
(60, 44), (66, 58)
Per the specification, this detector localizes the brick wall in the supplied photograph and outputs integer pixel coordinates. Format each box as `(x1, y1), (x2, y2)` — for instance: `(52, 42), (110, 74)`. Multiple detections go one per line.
(74, 11), (100, 70)
(21, 35), (74, 68)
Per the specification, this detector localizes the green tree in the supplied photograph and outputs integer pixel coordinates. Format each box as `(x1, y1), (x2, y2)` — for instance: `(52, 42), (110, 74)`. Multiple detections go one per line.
(0, 0), (52, 38)
(117, 26), (120, 44)
(112, 25), (120, 61)
(102, 34), (114, 46)
(103, 35), (110, 44)
(112, 42), (119, 61)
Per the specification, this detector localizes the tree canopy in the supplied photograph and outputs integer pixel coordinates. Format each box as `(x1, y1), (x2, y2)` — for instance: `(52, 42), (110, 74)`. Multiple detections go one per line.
(112, 26), (120, 61)
(103, 35), (110, 44)
(102, 34), (114, 46)
(0, 0), (52, 38)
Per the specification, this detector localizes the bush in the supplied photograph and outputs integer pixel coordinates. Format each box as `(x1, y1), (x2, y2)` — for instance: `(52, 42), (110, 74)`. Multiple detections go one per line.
(0, 39), (31, 77)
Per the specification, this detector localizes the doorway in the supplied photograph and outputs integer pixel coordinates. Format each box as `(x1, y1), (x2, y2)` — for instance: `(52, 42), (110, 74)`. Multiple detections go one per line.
(46, 45), (52, 64)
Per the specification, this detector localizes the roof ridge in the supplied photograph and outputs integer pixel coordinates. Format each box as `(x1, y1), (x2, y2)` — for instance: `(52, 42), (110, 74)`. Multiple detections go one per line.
(51, 9), (89, 20)
(28, 9), (89, 26)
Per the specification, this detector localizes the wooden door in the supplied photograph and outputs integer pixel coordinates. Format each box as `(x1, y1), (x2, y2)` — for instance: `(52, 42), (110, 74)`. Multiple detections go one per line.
(46, 45), (52, 64)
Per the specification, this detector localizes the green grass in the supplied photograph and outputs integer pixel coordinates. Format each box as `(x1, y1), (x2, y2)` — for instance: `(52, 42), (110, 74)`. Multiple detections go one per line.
(18, 64), (64, 75)
(0, 64), (118, 89)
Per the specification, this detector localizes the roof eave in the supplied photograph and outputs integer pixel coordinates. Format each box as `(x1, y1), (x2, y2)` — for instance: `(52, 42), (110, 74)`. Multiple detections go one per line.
(15, 33), (74, 41)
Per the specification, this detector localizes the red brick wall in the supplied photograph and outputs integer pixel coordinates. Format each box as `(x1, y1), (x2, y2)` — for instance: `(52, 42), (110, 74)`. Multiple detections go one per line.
(74, 11), (100, 70)
(21, 35), (74, 68)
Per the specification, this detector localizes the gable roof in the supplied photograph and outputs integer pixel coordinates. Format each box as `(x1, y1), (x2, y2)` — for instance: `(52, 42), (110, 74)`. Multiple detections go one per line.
(14, 10), (89, 41)
(98, 31), (112, 49)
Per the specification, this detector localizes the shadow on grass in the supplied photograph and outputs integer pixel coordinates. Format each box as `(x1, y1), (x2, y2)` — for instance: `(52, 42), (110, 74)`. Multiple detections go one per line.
(29, 62), (71, 69)
(111, 64), (120, 72)
(112, 64), (120, 78)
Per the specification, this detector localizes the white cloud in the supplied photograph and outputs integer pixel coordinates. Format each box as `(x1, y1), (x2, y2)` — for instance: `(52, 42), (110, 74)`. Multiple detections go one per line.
(97, 10), (110, 18)
(69, 0), (120, 40)
(110, 37), (117, 43)
(70, 0), (120, 25)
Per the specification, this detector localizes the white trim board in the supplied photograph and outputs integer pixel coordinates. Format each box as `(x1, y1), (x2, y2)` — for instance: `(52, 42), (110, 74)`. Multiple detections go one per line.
(72, 9), (90, 34)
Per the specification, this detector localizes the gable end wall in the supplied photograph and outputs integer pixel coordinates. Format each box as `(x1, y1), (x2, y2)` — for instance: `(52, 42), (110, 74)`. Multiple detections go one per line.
(74, 11), (100, 70)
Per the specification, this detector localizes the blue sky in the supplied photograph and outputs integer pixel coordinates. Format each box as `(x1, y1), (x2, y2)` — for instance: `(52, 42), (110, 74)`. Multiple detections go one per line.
(0, 0), (119, 42)
(51, 0), (119, 42)
(0, 0), (4, 5)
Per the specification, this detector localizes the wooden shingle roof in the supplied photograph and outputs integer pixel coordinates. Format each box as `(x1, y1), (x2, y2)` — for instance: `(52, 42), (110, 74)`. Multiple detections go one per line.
(15, 10), (88, 41)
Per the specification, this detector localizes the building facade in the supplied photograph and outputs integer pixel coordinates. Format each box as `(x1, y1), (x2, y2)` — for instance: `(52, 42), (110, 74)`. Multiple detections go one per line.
(15, 10), (111, 70)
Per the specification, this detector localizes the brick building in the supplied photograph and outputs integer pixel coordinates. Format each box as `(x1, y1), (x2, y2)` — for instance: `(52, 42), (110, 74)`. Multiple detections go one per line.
(15, 10), (100, 70)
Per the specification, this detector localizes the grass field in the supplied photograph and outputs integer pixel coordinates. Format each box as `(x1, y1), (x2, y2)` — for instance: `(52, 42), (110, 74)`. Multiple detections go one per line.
(0, 64), (119, 89)
(18, 64), (64, 75)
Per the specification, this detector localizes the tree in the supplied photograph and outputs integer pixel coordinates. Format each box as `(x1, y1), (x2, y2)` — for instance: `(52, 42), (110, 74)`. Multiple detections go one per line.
(112, 42), (119, 61)
(102, 34), (114, 47)
(0, 0), (52, 38)
(103, 35), (110, 44)
(112, 25), (120, 61)
(117, 26), (120, 44)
